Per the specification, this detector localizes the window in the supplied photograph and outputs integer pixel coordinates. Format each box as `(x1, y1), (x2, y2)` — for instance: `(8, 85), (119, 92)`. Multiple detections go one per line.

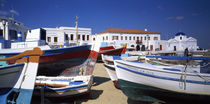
(93, 37), (95, 41)
(103, 37), (105, 41)
(82, 35), (85, 41)
(131, 45), (134, 47)
(125, 36), (127, 40)
(180, 37), (182, 40)
(112, 36), (118, 40)
(47, 37), (51, 42)
(154, 37), (158, 40)
(150, 45), (153, 50)
(0, 29), (3, 39)
(78, 34), (80, 40)
(71, 34), (74, 40)
(133, 36), (135, 40)
(137, 37), (139, 40)
(141, 37), (142, 40)
(54, 37), (58, 42)
(121, 36), (123, 40)
(40, 29), (46, 40)
(129, 36), (131, 40)
(87, 35), (89, 40)
(9, 30), (17, 40)
(148, 36), (150, 40)
(65, 34), (68, 41)
(106, 36), (108, 40)
(144, 37), (146, 40)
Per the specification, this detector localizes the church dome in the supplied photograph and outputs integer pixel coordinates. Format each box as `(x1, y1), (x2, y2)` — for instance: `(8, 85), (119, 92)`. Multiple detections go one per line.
(175, 32), (186, 36)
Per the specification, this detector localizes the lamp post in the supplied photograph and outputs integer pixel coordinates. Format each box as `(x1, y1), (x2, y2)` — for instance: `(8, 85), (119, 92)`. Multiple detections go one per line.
(75, 16), (79, 44)
(147, 34), (149, 50)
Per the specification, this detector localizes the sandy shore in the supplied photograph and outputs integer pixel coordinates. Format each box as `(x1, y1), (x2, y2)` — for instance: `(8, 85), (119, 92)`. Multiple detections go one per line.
(79, 62), (128, 104)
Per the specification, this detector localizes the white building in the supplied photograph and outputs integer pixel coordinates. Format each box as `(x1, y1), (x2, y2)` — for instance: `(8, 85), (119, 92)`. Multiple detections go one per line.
(93, 28), (161, 51)
(161, 32), (198, 52)
(0, 16), (28, 41)
(0, 16), (28, 48)
(44, 27), (92, 46)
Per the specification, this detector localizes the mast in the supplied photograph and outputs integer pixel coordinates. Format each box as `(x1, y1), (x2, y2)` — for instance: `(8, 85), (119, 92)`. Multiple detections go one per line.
(75, 16), (79, 44)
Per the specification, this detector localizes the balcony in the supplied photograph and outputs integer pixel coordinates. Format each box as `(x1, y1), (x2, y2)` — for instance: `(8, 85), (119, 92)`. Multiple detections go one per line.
(136, 40), (142, 44)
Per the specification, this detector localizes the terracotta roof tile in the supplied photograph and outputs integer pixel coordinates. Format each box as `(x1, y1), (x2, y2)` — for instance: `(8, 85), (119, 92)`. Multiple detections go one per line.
(100, 28), (160, 34)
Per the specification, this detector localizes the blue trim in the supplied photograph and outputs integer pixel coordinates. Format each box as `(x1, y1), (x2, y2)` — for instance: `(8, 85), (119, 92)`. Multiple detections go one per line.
(127, 60), (143, 63)
(113, 56), (122, 60)
(147, 56), (210, 60)
(54, 85), (88, 91)
(0, 45), (91, 57)
(163, 68), (181, 72)
(43, 45), (91, 56)
(69, 81), (85, 85)
(116, 65), (210, 85)
(0, 63), (24, 70)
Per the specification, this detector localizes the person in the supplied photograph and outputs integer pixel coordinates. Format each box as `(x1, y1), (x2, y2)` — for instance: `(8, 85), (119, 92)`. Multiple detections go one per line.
(184, 48), (189, 57)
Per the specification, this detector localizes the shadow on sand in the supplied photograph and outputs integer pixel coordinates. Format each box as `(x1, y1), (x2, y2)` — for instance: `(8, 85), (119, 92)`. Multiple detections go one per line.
(31, 89), (103, 104)
(92, 76), (110, 86)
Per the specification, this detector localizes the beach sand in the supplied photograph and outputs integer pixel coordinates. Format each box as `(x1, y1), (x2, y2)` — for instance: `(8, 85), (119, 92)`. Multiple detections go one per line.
(79, 62), (128, 104)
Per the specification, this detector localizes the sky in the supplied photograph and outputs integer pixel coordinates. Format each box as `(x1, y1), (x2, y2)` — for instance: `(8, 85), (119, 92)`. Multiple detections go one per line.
(1, 0), (210, 49)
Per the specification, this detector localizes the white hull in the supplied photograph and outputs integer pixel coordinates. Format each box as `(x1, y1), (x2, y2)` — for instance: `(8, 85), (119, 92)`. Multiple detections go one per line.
(34, 75), (93, 97)
(114, 58), (210, 96)
(104, 63), (117, 81)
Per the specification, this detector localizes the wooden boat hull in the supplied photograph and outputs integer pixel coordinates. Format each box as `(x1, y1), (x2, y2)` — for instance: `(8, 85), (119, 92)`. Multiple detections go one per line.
(104, 63), (120, 89)
(97, 46), (126, 61)
(114, 56), (210, 102)
(1, 45), (94, 76)
(102, 55), (140, 89)
(0, 48), (42, 104)
(34, 75), (93, 98)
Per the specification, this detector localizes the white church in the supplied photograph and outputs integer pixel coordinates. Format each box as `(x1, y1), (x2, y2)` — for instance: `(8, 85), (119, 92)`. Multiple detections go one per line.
(160, 32), (198, 52)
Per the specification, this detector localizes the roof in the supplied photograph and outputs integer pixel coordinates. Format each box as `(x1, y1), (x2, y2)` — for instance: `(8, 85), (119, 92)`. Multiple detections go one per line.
(175, 32), (186, 36)
(99, 28), (160, 34)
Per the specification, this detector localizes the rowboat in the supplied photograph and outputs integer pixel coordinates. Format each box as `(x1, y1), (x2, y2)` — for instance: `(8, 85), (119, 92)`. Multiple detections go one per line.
(113, 56), (210, 102)
(34, 75), (93, 98)
(0, 48), (43, 104)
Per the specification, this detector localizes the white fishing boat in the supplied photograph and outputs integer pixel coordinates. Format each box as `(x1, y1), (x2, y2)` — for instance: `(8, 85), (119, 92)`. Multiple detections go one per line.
(0, 48), (43, 104)
(34, 75), (93, 98)
(113, 56), (210, 103)
(102, 54), (139, 89)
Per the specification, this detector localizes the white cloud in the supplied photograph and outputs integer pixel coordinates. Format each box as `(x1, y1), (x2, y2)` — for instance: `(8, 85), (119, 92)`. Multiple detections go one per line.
(176, 16), (184, 20)
(167, 17), (174, 20)
(167, 16), (184, 21)
(10, 9), (19, 16)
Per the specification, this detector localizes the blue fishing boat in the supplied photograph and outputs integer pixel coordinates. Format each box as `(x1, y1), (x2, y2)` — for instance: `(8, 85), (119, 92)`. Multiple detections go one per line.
(0, 48), (43, 104)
